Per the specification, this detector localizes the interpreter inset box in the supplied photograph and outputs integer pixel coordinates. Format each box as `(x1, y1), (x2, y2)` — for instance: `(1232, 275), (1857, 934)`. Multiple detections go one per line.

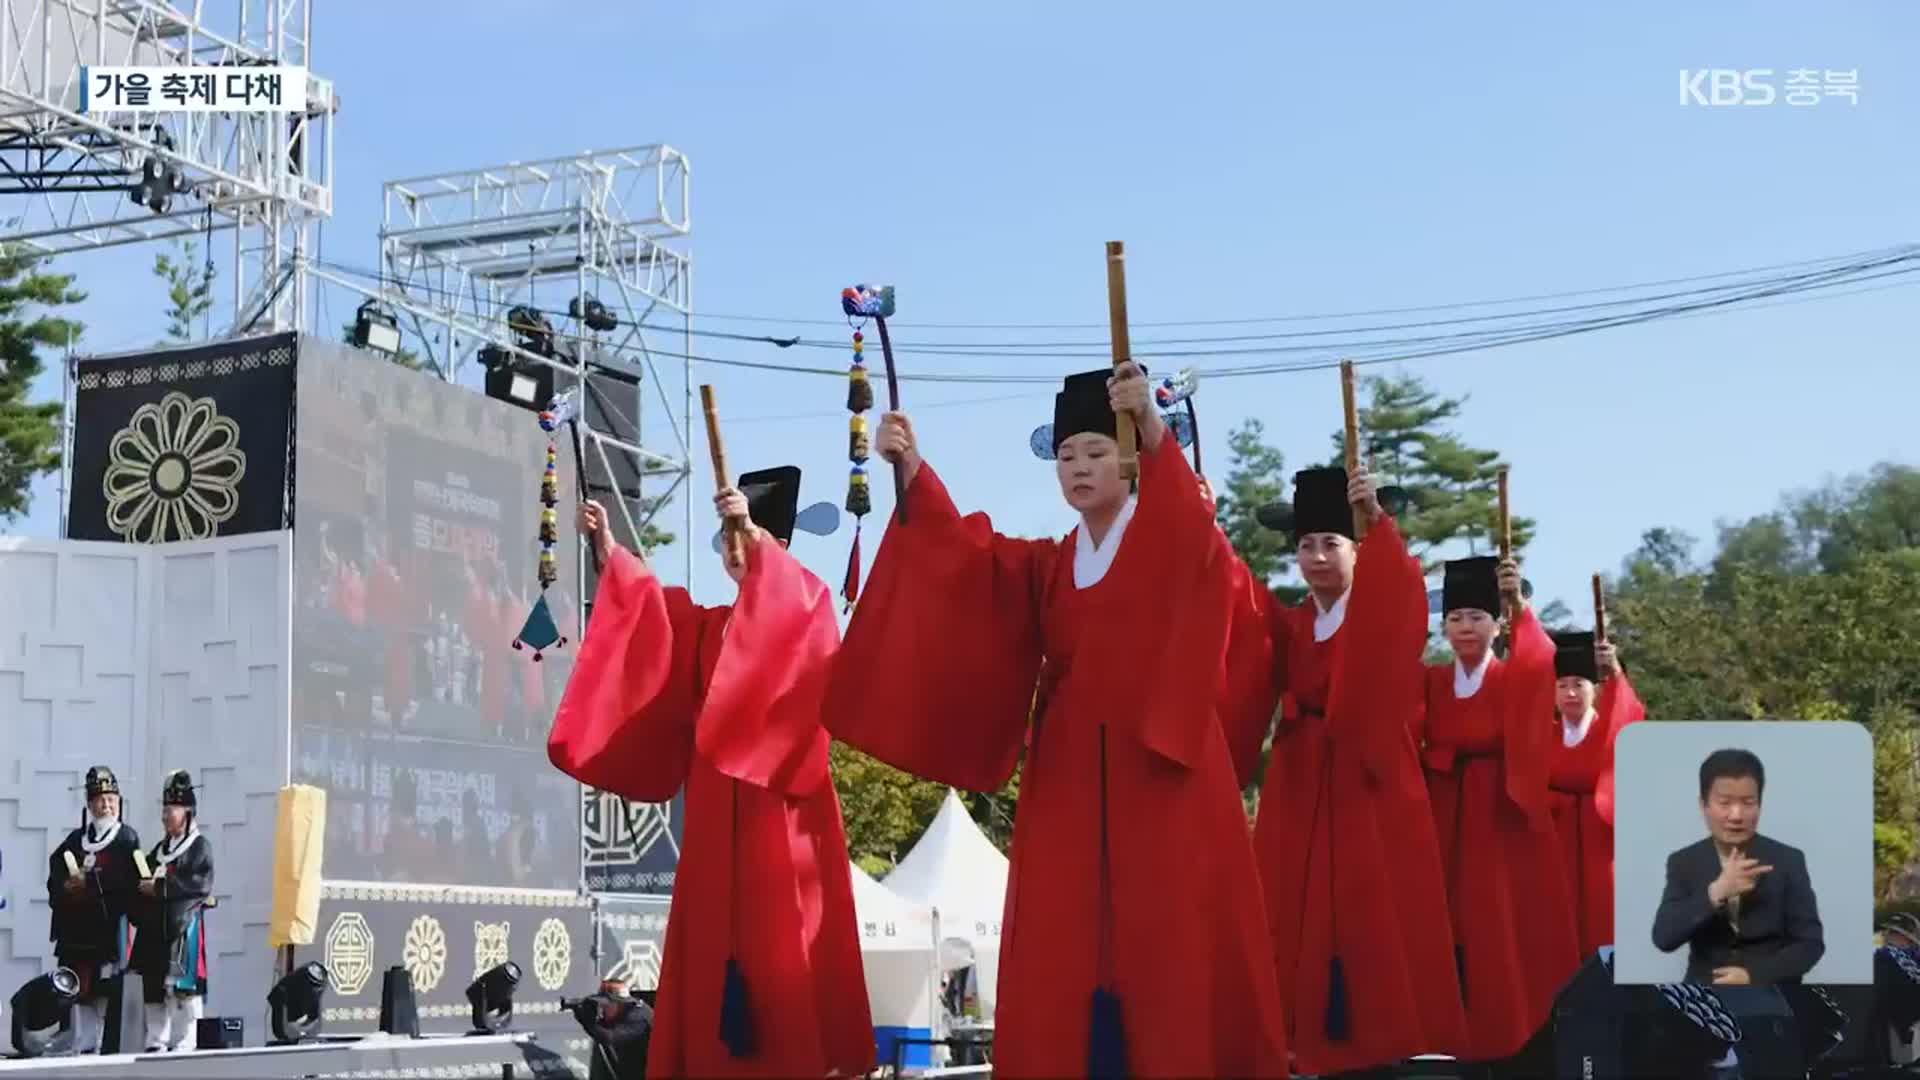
(1611, 721), (1871, 985)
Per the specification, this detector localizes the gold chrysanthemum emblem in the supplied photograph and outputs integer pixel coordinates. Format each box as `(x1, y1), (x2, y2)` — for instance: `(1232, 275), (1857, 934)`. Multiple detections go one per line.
(102, 390), (246, 542)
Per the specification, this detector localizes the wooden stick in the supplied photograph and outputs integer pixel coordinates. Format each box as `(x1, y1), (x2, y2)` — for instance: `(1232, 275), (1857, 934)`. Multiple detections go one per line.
(699, 385), (744, 569)
(1105, 241), (1138, 482)
(1497, 466), (1513, 628)
(1341, 360), (1366, 540)
(1592, 572), (1608, 644)
(873, 315), (908, 524)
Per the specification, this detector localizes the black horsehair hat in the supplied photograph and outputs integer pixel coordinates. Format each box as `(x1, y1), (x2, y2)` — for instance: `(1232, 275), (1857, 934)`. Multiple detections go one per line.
(706, 465), (842, 555)
(162, 769), (198, 809)
(1553, 631), (1599, 682)
(83, 766), (119, 797)
(1441, 557), (1502, 616)
(1029, 367), (1195, 460)
(1255, 467), (1410, 541)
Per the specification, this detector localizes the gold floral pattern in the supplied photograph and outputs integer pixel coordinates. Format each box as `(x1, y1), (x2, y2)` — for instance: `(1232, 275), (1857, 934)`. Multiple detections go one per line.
(474, 920), (511, 979)
(102, 391), (247, 543)
(533, 918), (572, 991)
(403, 914), (448, 993)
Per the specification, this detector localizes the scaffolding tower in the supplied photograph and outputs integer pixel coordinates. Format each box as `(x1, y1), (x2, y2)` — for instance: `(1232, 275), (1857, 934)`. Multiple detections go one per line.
(314, 146), (695, 589)
(0, 0), (334, 333)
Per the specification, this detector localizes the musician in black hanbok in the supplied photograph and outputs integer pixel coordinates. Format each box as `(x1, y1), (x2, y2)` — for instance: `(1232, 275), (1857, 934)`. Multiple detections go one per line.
(44, 766), (142, 1054)
(132, 770), (214, 1052)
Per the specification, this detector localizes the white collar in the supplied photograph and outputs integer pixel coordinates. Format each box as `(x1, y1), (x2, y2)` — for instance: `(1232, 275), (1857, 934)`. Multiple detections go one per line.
(80, 819), (121, 853)
(1562, 707), (1597, 747)
(1073, 496), (1137, 589)
(156, 828), (202, 867)
(1311, 590), (1350, 643)
(1453, 652), (1493, 699)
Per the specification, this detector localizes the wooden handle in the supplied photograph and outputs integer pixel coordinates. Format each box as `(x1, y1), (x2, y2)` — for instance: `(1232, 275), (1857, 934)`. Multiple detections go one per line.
(1341, 360), (1366, 540)
(1496, 466), (1513, 627)
(699, 385), (745, 567)
(1592, 572), (1608, 644)
(1105, 241), (1138, 482)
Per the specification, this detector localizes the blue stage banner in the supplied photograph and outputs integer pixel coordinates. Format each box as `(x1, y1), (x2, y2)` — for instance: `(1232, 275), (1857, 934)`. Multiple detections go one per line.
(581, 788), (683, 896)
(592, 894), (672, 992)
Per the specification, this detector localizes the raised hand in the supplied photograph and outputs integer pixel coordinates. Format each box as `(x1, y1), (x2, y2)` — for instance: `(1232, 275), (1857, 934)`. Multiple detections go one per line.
(1347, 463), (1383, 522)
(1496, 558), (1524, 608)
(1708, 855), (1773, 906)
(875, 411), (923, 488)
(1595, 641), (1620, 680)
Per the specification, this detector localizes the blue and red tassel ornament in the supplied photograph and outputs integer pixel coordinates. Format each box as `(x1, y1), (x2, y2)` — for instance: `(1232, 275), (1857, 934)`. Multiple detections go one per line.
(842, 328), (873, 610)
(511, 409), (570, 660)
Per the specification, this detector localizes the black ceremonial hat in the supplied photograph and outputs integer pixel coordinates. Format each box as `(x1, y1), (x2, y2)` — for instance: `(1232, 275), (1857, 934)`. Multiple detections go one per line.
(1254, 467), (1411, 540)
(84, 766), (119, 797)
(709, 466), (843, 554)
(739, 466), (801, 546)
(1553, 631), (1598, 682)
(161, 769), (197, 809)
(1441, 556), (1501, 616)
(1028, 367), (1196, 460)
(1051, 369), (1117, 453)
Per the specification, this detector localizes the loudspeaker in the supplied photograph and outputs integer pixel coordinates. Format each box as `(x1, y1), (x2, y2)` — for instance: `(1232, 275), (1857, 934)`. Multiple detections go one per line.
(379, 965), (420, 1037)
(196, 1016), (244, 1049)
(1553, 950), (1626, 1080)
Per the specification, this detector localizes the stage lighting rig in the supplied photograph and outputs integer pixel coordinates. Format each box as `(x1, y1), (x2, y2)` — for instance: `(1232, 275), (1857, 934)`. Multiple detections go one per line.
(9, 968), (80, 1058)
(466, 962), (522, 1034)
(268, 961), (331, 1045)
(352, 300), (402, 356)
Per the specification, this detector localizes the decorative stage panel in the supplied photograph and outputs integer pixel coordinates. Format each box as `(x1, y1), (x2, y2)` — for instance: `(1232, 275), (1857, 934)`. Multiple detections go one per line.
(0, 534), (291, 1035)
(67, 334), (297, 544)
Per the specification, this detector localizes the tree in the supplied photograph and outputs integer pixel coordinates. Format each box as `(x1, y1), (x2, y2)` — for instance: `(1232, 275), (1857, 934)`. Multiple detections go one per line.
(628, 493), (677, 556)
(339, 320), (425, 372)
(0, 246), (84, 522)
(153, 239), (215, 342)
(1329, 373), (1537, 570)
(1214, 417), (1293, 589)
(831, 742), (1020, 876)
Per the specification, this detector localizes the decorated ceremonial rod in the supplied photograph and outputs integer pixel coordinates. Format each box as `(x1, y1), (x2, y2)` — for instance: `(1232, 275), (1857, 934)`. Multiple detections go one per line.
(1341, 360), (1367, 541)
(700, 385), (745, 569)
(873, 314), (907, 524)
(1497, 466), (1514, 631)
(1105, 241), (1139, 483)
(1592, 572), (1609, 644)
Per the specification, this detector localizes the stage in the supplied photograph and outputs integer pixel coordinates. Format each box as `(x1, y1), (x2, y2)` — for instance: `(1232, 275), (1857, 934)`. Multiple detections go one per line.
(0, 1031), (556, 1078)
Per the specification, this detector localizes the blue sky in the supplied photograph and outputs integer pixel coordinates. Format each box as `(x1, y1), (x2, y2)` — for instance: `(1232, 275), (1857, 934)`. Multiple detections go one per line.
(11, 3), (1918, 618)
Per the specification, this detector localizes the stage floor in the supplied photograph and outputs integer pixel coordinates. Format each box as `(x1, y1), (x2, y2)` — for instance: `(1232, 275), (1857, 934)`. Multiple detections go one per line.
(0, 1031), (547, 1078)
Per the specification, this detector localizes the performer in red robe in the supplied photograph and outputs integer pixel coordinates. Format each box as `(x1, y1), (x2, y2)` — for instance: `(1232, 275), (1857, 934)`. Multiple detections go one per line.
(548, 471), (873, 1079)
(1419, 556), (1581, 1063)
(826, 366), (1289, 1078)
(1238, 467), (1468, 1074)
(1547, 630), (1645, 958)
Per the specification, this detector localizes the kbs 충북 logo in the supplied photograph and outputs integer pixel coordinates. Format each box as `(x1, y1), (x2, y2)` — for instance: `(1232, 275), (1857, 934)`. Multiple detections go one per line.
(1679, 69), (1860, 107)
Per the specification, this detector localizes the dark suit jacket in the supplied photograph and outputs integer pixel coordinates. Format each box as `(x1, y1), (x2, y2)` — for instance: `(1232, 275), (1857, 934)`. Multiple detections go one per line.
(1650, 833), (1824, 985)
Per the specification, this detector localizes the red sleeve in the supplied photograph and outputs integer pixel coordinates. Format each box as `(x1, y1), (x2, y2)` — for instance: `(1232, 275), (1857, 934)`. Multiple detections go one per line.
(1123, 435), (1242, 769)
(1500, 604), (1558, 819)
(1217, 539), (1279, 789)
(697, 533), (836, 798)
(547, 545), (708, 803)
(822, 462), (1053, 791)
(1325, 516), (1427, 784)
(1592, 670), (1645, 826)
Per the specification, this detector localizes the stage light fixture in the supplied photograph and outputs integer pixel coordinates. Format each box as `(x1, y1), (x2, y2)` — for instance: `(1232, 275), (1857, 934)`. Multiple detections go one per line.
(9, 967), (80, 1057)
(267, 961), (330, 1044)
(352, 300), (402, 355)
(466, 961), (522, 1034)
(570, 295), (619, 333)
(506, 306), (556, 357)
(480, 344), (555, 414)
(1621, 982), (1741, 1077)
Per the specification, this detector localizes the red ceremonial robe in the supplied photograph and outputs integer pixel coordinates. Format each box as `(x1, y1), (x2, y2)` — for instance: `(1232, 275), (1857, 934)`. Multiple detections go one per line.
(1549, 671), (1646, 957)
(1239, 517), (1468, 1074)
(1417, 606), (1581, 1062)
(547, 536), (874, 1079)
(823, 436), (1289, 1079)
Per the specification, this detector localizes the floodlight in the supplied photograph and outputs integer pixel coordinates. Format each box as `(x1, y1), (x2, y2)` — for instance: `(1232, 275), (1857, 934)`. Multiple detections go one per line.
(267, 961), (330, 1044)
(466, 961), (522, 1034)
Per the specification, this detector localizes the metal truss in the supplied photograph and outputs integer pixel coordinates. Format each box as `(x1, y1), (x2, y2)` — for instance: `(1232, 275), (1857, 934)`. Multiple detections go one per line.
(371, 146), (695, 587)
(0, 0), (334, 331)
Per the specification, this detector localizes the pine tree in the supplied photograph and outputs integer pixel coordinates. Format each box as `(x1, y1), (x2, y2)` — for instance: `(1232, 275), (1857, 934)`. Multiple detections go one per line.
(0, 246), (84, 522)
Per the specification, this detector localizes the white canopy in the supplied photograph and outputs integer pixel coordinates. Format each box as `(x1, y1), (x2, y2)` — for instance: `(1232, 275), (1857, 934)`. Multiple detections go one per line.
(850, 863), (940, 1033)
(884, 789), (1009, 1017)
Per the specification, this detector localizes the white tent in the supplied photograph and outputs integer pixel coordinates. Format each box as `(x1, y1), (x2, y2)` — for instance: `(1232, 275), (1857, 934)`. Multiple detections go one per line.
(850, 862), (940, 1044)
(884, 789), (1009, 1018)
